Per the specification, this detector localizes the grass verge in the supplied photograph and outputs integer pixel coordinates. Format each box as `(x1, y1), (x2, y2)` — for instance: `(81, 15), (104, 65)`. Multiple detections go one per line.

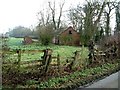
(11, 60), (120, 89)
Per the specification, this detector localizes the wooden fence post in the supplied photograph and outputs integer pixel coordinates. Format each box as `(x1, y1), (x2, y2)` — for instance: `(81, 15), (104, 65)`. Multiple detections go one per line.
(42, 49), (53, 74)
(65, 50), (80, 71)
(57, 54), (60, 72)
(73, 51), (80, 69)
(17, 49), (21, 70)
(41, 50), (47, 65)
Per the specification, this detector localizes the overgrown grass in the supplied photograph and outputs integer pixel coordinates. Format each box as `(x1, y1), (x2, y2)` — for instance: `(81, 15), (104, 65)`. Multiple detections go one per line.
(15, 61), (119, 88)
(39, 63), (118, 88)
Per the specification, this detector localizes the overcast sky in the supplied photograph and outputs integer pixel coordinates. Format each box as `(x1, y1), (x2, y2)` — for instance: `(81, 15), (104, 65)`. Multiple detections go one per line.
(0, 0), (84, 33)
(0, 0), (116, 34)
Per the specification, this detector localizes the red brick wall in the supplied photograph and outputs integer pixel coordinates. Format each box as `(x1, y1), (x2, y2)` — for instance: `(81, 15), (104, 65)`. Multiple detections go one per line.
(59, 27), (80, 46)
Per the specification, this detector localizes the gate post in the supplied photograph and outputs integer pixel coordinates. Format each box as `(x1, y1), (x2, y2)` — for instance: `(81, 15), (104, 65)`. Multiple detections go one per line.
(42, 49), (53, 74)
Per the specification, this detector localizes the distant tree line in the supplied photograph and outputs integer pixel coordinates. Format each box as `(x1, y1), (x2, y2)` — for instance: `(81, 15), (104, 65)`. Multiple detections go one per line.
(7, 26), (38, 38)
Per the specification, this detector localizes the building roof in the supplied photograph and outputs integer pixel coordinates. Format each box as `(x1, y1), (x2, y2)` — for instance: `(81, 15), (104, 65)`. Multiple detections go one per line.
(59, 26), (78, 35)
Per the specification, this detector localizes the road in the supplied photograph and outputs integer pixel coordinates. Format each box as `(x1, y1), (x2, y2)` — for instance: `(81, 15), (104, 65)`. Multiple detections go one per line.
(77, 71), (120, 89)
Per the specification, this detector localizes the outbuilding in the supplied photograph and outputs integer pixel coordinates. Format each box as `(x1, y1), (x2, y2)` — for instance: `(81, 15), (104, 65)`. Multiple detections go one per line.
(58, 26), (80, 46)
(23, 36), (33, 45)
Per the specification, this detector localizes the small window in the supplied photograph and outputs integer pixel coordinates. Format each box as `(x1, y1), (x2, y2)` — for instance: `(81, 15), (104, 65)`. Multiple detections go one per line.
(69, 30), (72, 34)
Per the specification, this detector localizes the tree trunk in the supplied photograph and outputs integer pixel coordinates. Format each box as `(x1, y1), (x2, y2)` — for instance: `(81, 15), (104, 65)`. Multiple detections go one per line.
(105, 13), (110, 36)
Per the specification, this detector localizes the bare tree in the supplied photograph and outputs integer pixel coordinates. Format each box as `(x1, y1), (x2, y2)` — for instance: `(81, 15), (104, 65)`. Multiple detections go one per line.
(88, 0), (106, 35)
(48, 1), (56, 30)
(115, 1), (120, 32)
(68, 7), (83, 30)
(83, 0), (106, 44)
(37, 8), (51, 26)
(104, 1), (116, 36)
(48, 0), (65, 31)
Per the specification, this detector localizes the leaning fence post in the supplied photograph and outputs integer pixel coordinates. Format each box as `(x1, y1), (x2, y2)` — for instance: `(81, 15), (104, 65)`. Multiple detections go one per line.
(44, 49), (53, 74)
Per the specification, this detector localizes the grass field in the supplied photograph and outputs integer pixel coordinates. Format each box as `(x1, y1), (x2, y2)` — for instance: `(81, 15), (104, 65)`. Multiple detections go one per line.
(8, 37), (23, 46)
(6, 37), (89, 64)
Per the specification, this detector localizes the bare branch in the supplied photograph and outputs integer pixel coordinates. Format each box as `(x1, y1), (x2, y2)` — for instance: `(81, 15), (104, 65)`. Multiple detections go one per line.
(57, 0), (65, 29)
(48, 1), (56, 30)
(94, 1), (106, 25)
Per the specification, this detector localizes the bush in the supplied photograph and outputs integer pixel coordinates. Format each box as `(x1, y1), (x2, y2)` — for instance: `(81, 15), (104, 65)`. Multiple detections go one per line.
(40, 34), (52, 45)
(37, 25), (54, 45)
